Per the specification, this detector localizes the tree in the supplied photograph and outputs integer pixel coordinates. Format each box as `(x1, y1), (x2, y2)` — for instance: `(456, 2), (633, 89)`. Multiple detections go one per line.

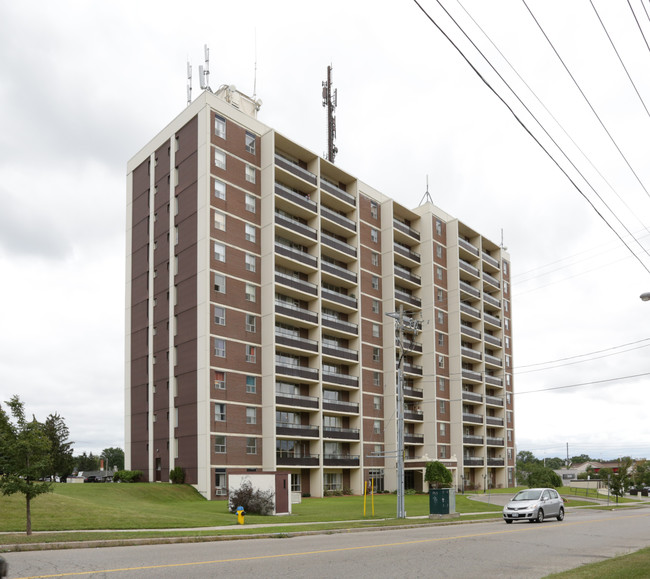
(602, 457), (634, 502)
(75, 451), (100, 472)
(516, 451), (540, 466)
(631, 459), (649, 488)
(570, 454), (593, 465)
(100, 447), (124, 471)
(43, 413), (75, 480)
(544, 457), (565, 470)
(0, 396), (54, 535)
(425, 461), (453, 489)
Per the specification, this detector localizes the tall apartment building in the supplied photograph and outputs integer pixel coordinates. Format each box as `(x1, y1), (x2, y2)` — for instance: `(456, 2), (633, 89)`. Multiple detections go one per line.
(125, 86), (515, 499)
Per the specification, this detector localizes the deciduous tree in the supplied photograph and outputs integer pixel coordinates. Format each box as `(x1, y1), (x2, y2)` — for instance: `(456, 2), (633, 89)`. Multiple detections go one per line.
(100, 447), (125, 471)
(425, 461), (453, 489)
(43, 412), (74, 480)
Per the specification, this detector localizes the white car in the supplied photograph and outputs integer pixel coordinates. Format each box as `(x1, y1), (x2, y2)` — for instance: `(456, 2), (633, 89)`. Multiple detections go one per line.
(503, 488), (564, 524)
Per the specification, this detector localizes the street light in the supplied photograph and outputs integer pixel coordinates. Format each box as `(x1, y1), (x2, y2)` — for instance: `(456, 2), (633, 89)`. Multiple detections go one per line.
(641, 292), (650, 302)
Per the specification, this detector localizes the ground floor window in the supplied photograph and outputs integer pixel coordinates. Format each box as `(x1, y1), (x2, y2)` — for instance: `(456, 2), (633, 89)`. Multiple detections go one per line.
(368, 469), (384, 493)
(324, 472), (342, 492)
(215, 468), (226, 496)
(291, 473), (301, 492)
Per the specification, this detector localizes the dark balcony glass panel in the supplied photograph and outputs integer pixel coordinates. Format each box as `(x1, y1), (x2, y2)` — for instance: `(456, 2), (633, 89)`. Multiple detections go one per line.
(321, 288), (357, 309)
(275, 154), (317, 185)
(321, 316), (358, 334)
(487, 437), (505, 446)
(322, 372), (358, 388)
(482, 252), (500, 269)
(322, 399), (359, 413)
(322, 344), (358, 361)
(463, 412), (484, 424)
(463, 435), (484, 445)
(404, 410), (423, 421)
(394, 289), (421, 308)
(275, 183), (317, 212)
(462, 347), (482, 361)
(483, 272), (501, 288)
(463, 457), (484, 466)
(403, 386), (423, 399)
(321, 179), (355, 206)
(460, 303), (481, 318)
(487, 457), (505, 466)
(393, 219), (420, 240)
(460, 326), (481, 340)
(276, 452), (320, 467)
(484, 313), (502, 328)
(484, 334), (502, 347)
(394, 266), (421, 285)
(459, 260), (480, 277)
(485, 354), (503, 367)
(405, 434), (424, 444)
(403, 363), (423, 376)
(485, 395), (504, 407)
(459, 238), (480, 256)
(275, 302), (318, 324)
(486, 416), (504, 426)
(275, 243), (317, 268)
(321, 206), (357, 232)
(275, 213), (318, 240)
(483, 293), (500, 308)
(393, 243), (421, 263)
(462, 391), (482, 403)
(275, 393), (319, 409)
(323, 427), (359, 440)
(275, 334), (319, 353)
(276, 423), (320, 437)
(460, 281), (481, 298)
(462, 369), (482, 382)
(322, 233), (357, 258)
(323, 454), (360, 466)
(275, 364), (319, 381)
(485, 375), (503, 387)
(321, 261), (357, 284)
(274, 272), (318, 296)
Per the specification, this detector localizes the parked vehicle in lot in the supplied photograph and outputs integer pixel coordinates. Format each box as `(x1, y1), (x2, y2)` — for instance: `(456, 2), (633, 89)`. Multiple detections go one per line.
(503, 488), (564, 523)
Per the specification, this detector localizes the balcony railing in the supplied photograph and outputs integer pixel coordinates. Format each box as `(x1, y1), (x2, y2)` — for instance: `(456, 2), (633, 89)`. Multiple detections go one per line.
(487, 457), (505, 466)
(401, 339), (423, 353)
(484, 334), (502, 348)
(322, 371), (358, 388)
(460, 325), (481, 340)
(485, 375), (503, 387)
(394, 266), (421, 285)
(462, 369), (482, 382)
(461, 303), (481, 319)
(275, 301), (318, 325)
(393, 219), (420, 240)
(404, 410), (424, 421)
(322, 427), (360, 440)
(322, 344), (359, 362)
(275, 182), (317, 212)
(276, 452), (320, 467)
(484, 354), (502, 367)
(464, 457), (485, 466)
(275, 243), (317, 268)
(274, 213), (317, 240)
(275, 333), (319, 353)
(275, 393), (319, 409)
(321, 316), (358, 335)
(403, 386), (423, 399)
(462, 347), (482, 361)
(403, 363), (423, 376)
(405, 434), (424, 444)
(487, 437), (505, 446)
(459, 260), (480, 277)
(483, 293), (500, 308)
(275, 272), (318, 296)
(275, 364), (319, 381)
(463, 412), (484, 424)
(483, 272), (501, 288)
(393, 243), (421, 263)
(276, 423), (319, 437)
(484, 313), (502, 328)
(459, 238), (480, 257)
(395, 289), (421, 308)
(460, 281), (480, 298)
(485, 395), (504, 407)
(321, 261), (357, 284)
(462, 391), (482, 403)
(463, 435), (484, 445)
(482, 252), (500, 269)
(486, 416), (504, 426)
(321, 206), (357, 232)
(323, 454), (360, 466)
(322, 399), (359, 413)
(275, 153), (317, 185)
(321, 179), (356, 206)
(321, 233), (357, 258)
(321, 288), (357, 309)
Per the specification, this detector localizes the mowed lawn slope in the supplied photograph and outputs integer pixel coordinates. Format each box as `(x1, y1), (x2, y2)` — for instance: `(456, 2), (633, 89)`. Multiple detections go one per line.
(0, 484), (503, 532)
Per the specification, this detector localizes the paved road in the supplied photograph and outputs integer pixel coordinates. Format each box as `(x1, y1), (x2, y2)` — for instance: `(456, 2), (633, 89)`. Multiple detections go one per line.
(5, 507), (650, 578)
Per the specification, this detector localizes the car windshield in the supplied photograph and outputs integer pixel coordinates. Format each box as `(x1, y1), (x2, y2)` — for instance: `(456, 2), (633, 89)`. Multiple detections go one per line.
(513, 490), (543, 501)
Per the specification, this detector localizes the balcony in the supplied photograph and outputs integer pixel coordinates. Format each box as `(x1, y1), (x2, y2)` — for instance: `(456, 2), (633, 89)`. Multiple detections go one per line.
(321, 316), (358, 335)
(323, 454), (360, 467)
(321, 179), (356, 206)
(274, 213), (317, 240)
(487, 437), (505, 446)
(485, 394), (504, 407)
(276, 452), (320, 467)
(484, 313), (502, 328)
(321, 261), (357, 284)
(462, 369), (482, 382)
(321, 206), (356, 232)
(275, 182), (317, 213)
(460, 281), (480, 299)
(464, 457), (485, 466)
(322, 288), (357, 309)
(405, 433), (424, 444)
(487, 457), (505, 466)
(463, 412), (484, 424)
(483, 293), (500, 308)
(275, 393), (319, 409)
(462, 391), (482, 403)
(322, 371), (358, 388)
(322, 399), (359, 413)
(485, 375), (503, 387)
(459, 260), (480, 277)
(403, 385), (423, 399)
(275, 153), (317, 185)
(275, 301), (318, 325)
(393, 242), (421, 263)
(276, 423), (319, 437)
(275, 364), (319, 381)
(393, 219), (420, 241)
(484, 333), (502, 348)
(394, 265), (421, 285)
(275, 243), (317, 268)
(275, 272), (318, 297)
(460, 325), (481, 340)
(486, 416), (504, 426)
(403, 362), (423, 376)
(485, 353), (502, 367)
(322, 343), (359, 362)
(459, 238), (480, 257)
(401, 339), (423, 353)
(395, 288), (421, 308)
(404, 410), (423, 421)
(482, 252), (500, 269)
(483, 272), (501, 289)
(460, 303), (481, 319)
(275, 333), (319, 353)
(461, 347), (482, 361)
(463, 435), (484, 445)
(322, 427), (360, 440)
(322, 233), (357, 258)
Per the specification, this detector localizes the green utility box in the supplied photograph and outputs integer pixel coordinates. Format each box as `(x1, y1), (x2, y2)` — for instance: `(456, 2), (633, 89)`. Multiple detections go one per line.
(429, 488), (456, 515)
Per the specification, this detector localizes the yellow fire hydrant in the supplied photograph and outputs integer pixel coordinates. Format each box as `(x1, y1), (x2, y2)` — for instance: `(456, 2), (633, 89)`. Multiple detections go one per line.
(236, 506), (245, 525)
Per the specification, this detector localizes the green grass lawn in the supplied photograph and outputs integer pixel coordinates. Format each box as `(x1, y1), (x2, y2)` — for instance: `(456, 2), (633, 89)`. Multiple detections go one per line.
(0, 483), (503, 534)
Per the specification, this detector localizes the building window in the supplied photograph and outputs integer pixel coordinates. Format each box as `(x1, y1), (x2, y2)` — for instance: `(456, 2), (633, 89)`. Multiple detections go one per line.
(440, 446), (447, 459)
(370, 228), (378, 243)
(214, 179), (226, 200)
(214, 306), (226, 326)
(214, 436), (226, 454)
(245, 253), (256, 272)
(439, 423), (446, 436)
(214, 115), (226, 139)
(214, 371), (225, 390)
(245, 283), (256, 302)
(507, 430), (512, 442)
(370, 200), (378, 219)
(505, 336), (511, 349)
(246, 345), (257, 363)
(214, 210), (226, 231)
(507, 411), (512, 424)
(438, 355), (444, 368)
(371, 299), (380, 314)
(214, 403), (226, 422)
(435, 219), (442, 236)
(504, 281), (509, 295)
(506, 374), (511, 386)
(214, 338), (226, 357)
(214, 149), (226, 169)
(506, 392), (511, 404)
(246, 407), (257, 424)
(246, 314), (256, 333)
(371, 275), (379, 290)
(503, 261), (509, 275)
(505, 318), (510, 331)
(246, 437), (257, 454)
(245, 131), (256, 154)
(372, 323), (380, 338)
(246, 376), (257, 393)
(214, 242), (226, 262)
(324, 473), (342, 492)
(371, 251), (379, 267)
(374, 396), (381, 410)
(436, 244), (443, 258)
(372, 347), (380, 362)
(437, 333), (444, 347)
(439, 400), (446, 413)
(245, 223), (256, 243)
(214, 273), (226, 293)
(437, 289), (444, 302)
(373, 420), (381, 434)
(438, 377), (446, 391)
(437, 310), (444, 324)
(245, 193), (256, 213)
(436, 266), (443, 280)
(245, 164), (256, 184)
(291, 473), (301, 492)
(373, 372), (381, 386)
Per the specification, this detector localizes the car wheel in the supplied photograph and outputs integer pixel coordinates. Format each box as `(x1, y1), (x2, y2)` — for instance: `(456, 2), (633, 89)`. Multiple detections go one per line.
(557, 507), (564, 521)
(505, 519), (513, 524)
(536, 509), (544, 523)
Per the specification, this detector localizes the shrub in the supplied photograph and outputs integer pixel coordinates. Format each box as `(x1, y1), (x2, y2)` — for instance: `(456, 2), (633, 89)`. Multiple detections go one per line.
(342, 487), (353, 496)
(113, 470), (142, 483)
(301, 492), (311, 498)
(405, 488), (417, 495)
(228, 480), (274, 515)
(169, 467), (185, 484)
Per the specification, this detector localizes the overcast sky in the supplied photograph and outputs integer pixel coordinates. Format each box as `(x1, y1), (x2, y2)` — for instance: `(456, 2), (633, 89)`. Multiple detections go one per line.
(1, 1), (649, 463)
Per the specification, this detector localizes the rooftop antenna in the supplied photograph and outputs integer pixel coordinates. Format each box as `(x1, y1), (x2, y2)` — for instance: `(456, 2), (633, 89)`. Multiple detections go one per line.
(253, 30), (258, 100)
(322, 64), (338, 163)
(186, 61), (192, 107)
(418, 175), (434, 206)
(199, 44), (210, 91)
(501, 228), (508, 251)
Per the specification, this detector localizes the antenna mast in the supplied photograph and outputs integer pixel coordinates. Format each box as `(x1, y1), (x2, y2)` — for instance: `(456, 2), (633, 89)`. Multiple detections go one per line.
(199, 44), (210, 91)
(418, 175), (434, 206)
(186, 61), (192, 107)
(322, 65), (338, 163)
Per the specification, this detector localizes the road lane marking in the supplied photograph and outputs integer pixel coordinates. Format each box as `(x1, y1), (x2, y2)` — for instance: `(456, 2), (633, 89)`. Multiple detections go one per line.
(14, 511), (650, 578)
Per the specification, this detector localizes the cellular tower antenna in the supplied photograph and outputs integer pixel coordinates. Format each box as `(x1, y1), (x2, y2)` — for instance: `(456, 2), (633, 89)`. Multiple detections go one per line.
(186, 61), (192, 107)
(199, 44), (210, 91)
(418, 175), (434, 206)
(322, 64), (338, 163)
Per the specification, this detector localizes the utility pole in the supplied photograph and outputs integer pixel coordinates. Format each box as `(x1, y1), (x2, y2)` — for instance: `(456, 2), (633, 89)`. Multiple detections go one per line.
(387, 305), (421, 519)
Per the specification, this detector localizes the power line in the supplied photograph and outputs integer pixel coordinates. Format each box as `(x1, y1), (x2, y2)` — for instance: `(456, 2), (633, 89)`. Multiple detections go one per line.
(516, 371), (650, 395)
